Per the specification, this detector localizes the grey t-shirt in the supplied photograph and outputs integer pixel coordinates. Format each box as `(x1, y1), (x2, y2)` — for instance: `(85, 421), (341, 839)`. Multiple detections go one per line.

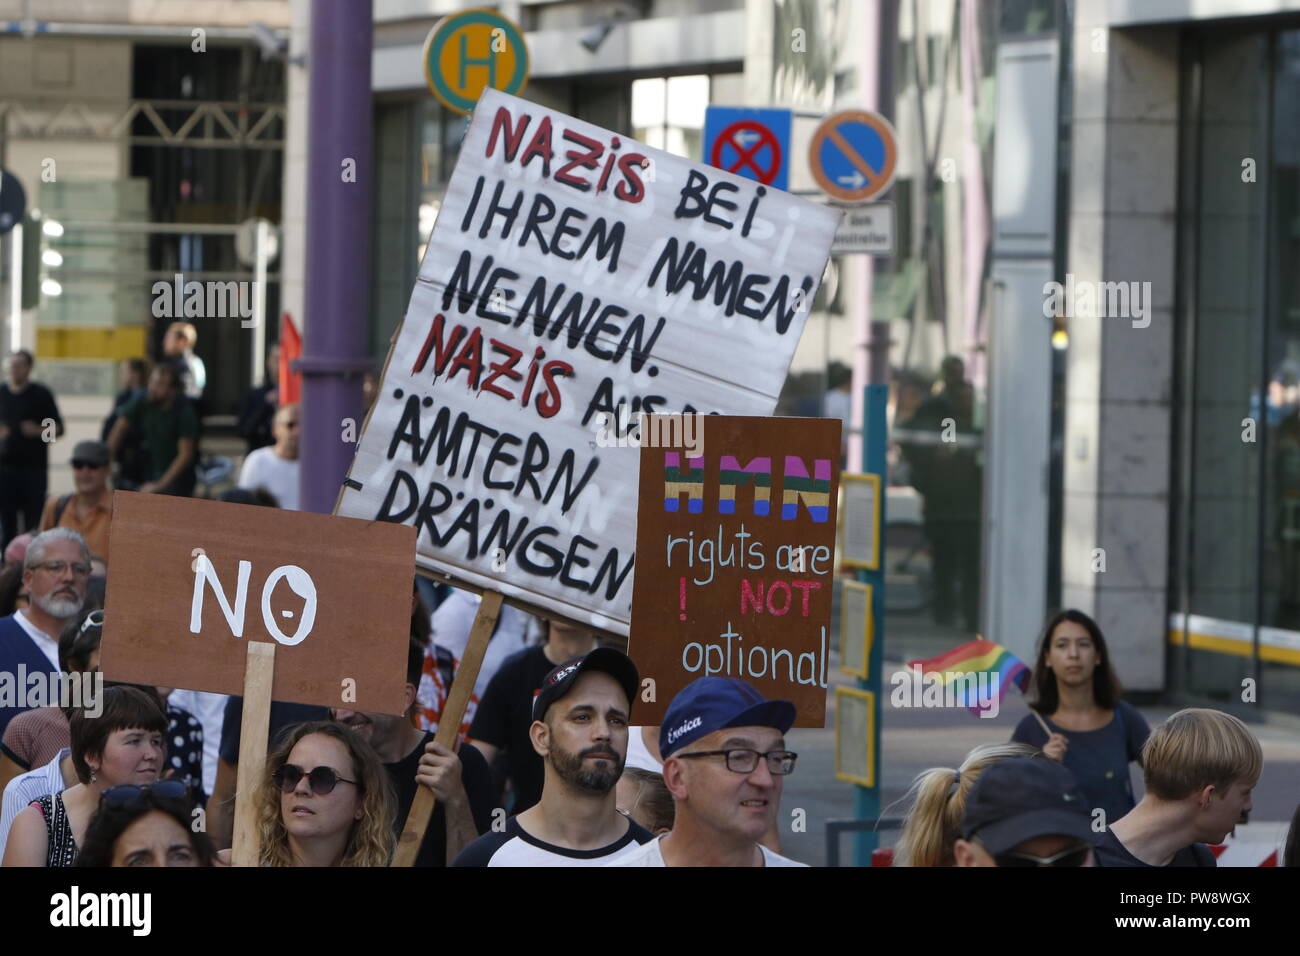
(1012, 700), (1149, 825)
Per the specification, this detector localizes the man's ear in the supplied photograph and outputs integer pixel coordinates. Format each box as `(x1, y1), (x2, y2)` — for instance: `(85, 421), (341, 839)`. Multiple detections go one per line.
(529, 719), (550, 758)
(662, 756), (689, 801)
(1195, 783), (1216, 811)
(403, 682), (418, 717)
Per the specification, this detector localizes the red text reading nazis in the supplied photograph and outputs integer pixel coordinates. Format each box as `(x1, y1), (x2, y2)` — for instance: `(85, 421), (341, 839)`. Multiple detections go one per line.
(485, 106), (648, 204)
(411, 313), (573, 419)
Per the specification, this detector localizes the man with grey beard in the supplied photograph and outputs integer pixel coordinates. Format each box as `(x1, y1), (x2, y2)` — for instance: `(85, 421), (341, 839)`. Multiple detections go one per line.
(0, 528), (88, 736)
(453, 648), (654, 866)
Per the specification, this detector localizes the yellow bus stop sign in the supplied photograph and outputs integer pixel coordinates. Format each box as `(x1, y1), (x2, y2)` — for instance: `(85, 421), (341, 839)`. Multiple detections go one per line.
(423, 7), (530, 115)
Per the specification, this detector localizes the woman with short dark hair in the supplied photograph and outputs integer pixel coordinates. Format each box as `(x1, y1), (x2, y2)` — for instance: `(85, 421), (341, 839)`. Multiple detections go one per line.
(1011, 609), (1150, 827)
(1, 686), (166, 867)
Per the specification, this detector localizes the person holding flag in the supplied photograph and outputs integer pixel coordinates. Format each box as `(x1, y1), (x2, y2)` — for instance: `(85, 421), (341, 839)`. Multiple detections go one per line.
(1011, 609), (1149, 829)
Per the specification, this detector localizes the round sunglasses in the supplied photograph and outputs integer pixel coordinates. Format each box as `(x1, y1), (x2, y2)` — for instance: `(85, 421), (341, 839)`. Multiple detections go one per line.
(272, 764), (357, 795)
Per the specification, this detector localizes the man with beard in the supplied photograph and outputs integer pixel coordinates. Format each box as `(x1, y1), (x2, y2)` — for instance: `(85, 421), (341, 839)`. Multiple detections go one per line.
(453, 648), (652, 866)
(333, 636), (494, 865)
(0, 529), (88, 737)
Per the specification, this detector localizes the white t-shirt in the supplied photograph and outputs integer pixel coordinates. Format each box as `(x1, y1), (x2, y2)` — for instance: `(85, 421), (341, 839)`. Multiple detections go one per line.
(14, 610), (59, 669)
(238, 446), (301, 511)
(606, 834), (807, 867)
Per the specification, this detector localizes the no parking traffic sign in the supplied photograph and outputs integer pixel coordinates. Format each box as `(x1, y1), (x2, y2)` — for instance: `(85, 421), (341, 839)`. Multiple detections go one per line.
(703, 106), (792, 191)
(809, 110), (897, 203)
(423, 7), (530, 115)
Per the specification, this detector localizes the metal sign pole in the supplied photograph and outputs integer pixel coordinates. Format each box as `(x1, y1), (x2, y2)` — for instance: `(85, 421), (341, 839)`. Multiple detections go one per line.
(7, 223), (21, 353)
(852, 382), (888, 867)
(251, 218), (269, 385)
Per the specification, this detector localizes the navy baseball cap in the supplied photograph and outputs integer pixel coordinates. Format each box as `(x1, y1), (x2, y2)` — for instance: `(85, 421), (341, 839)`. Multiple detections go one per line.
(660, 677), (796, 758)
(959, 756), (1097, 855)
(532, 647), (639, 722)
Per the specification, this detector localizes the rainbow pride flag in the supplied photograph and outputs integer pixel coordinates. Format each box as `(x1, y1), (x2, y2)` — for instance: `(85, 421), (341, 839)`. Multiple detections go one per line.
(904, 639), (1031, 716)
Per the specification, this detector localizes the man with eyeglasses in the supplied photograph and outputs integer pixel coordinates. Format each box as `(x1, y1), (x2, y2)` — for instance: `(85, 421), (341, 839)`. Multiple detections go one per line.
(454, 647), (654, 866)
(607, 676), (806, 867)
(952, 756), (1098, 867)
(38, 441), (113, 561)
(237, 403), (300, 510)
(0, 529), (89, 737)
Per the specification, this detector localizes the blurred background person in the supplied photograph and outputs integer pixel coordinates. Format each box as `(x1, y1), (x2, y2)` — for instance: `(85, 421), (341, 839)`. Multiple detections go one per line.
(0, 350), (64, 552)
(238, 344), (280, 452)
(101, 358), (149, 440)
(237, 403), (300, 511)
(106, 364), (197, 496)
(898, 355), (982, 632)
(1012, 609), (1149, 829)
(162, 321), (205, 403)
(38, 441), (113, 561)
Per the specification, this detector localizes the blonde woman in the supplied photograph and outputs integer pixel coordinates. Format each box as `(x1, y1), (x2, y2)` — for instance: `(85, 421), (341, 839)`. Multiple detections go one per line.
(256, 721), (394, 867)
(892, 742), (1039, 866)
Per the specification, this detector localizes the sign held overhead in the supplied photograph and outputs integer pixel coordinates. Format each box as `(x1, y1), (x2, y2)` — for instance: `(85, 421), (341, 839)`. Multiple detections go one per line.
(335, 89), (841, 636)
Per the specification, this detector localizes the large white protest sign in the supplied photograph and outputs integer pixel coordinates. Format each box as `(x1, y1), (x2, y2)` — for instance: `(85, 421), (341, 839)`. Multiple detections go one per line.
(337, 88), (840, 635)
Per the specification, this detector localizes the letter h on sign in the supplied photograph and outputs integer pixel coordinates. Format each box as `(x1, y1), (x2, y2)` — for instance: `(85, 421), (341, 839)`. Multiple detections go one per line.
(664, 452), (705, 513)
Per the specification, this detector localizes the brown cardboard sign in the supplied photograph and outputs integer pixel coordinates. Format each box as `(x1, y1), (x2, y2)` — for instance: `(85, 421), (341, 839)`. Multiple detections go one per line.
(100, 491), (417, 714)
(627, 416), (841, 727)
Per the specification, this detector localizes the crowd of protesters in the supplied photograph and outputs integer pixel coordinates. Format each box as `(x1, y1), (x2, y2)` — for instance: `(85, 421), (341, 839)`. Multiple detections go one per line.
(0, 343), (1296, 868)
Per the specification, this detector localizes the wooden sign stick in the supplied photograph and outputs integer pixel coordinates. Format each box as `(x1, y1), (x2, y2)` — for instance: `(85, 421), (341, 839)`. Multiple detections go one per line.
(231, 641), (276, 867)
(391, 588), (503, 867)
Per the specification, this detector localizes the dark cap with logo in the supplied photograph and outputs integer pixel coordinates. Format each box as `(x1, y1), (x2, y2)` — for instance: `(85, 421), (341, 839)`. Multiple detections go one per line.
(532, 647), (639, 722)
(660, 676), (796, 759)
(959, 756), (1097, 854)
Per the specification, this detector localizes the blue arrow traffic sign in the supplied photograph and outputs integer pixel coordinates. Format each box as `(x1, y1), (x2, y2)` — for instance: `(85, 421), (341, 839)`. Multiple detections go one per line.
(809, 110), (897, 203)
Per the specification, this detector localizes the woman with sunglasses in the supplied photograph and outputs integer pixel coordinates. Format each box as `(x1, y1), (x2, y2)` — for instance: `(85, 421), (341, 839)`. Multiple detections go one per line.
(75, 780), (215, 867)
(2, 686), (166, 867)
(1011, 609), (1150, 830)
(255, 721), (393, 867)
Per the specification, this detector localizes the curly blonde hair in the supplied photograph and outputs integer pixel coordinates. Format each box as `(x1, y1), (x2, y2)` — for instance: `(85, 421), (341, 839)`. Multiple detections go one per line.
(892, 742), (1039, 867)
(255, 721), (395, 867)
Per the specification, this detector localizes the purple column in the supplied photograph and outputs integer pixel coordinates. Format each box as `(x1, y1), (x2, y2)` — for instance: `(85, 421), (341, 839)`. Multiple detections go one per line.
(299, 0), (374, 514)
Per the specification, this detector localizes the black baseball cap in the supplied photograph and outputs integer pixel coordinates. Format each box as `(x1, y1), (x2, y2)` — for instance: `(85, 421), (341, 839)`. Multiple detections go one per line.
(959, 757), (1097, 854)
(532, 647), (639, 722)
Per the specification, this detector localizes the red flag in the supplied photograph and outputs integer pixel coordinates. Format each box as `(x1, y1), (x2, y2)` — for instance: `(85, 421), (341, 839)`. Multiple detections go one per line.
(279, 312), (302, 405)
